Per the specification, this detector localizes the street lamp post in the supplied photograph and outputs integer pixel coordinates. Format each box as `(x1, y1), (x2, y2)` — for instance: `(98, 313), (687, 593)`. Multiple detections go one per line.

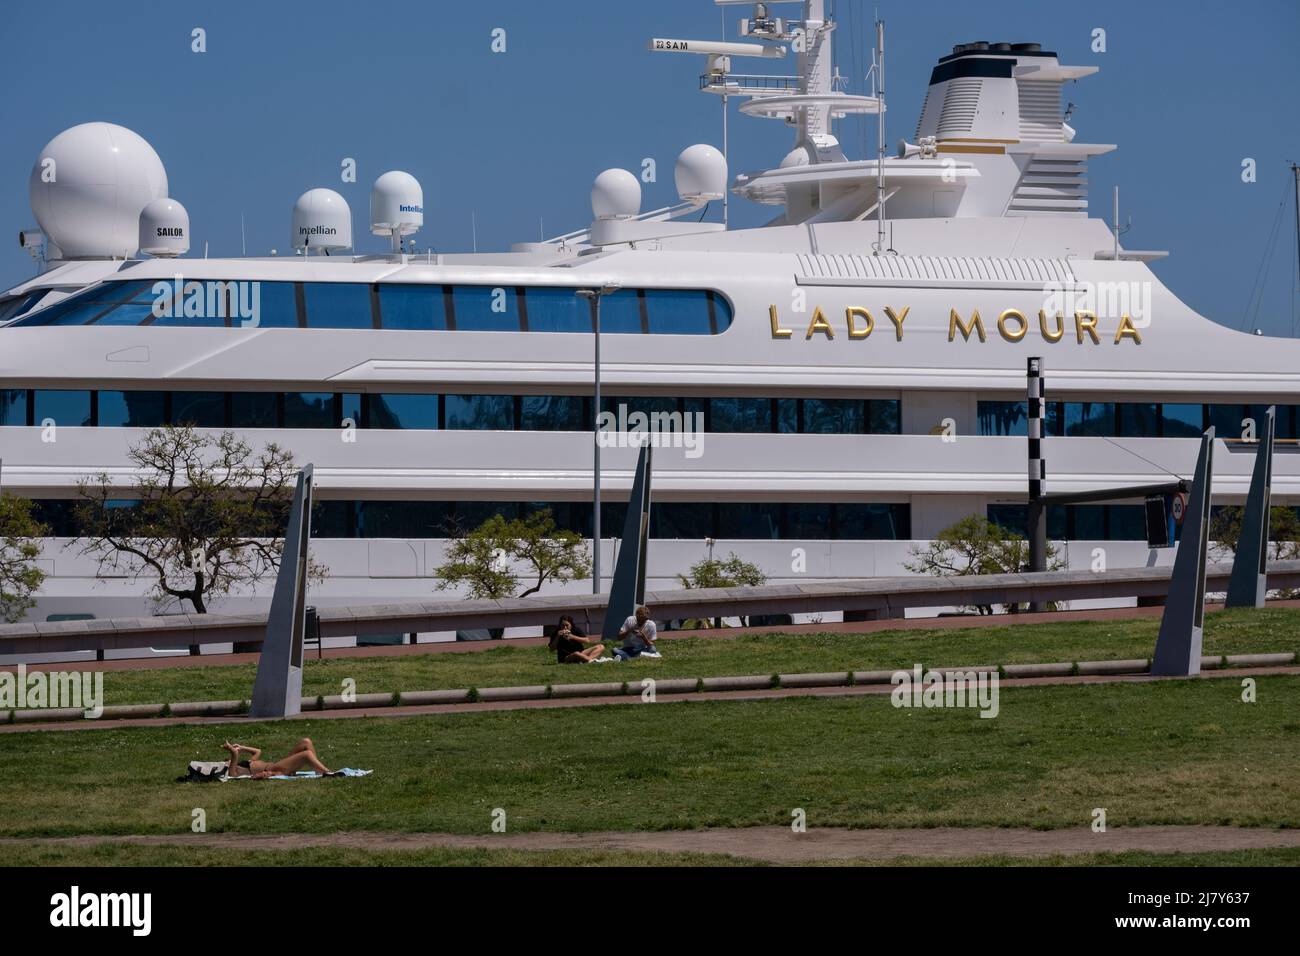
(576, 284), (621, 593)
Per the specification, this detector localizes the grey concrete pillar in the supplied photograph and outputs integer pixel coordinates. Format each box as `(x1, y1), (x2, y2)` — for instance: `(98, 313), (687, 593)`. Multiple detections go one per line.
(250, 464), (314, 719)
(1225, 406), (1274, 609)
(602, 443), (652, 644)
(1151, 431), (1213, 677)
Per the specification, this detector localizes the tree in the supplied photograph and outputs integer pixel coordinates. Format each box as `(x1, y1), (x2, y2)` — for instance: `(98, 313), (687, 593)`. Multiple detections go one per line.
(1209, 505), (1300, 598)
(434, 509), (589, 603)
(904, 514), (1063, 615)
(677, 552), (768, 627)
(0, 494), (48, 623)
(74, 427), (320, 619)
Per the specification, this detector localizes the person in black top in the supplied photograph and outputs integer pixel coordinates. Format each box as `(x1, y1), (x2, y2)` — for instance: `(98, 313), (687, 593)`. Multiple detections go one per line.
(549, 614), (605, 663)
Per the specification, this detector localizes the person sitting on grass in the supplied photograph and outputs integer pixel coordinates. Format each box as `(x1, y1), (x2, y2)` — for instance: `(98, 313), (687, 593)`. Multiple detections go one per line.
(614, 605), (658, 661)
(221, 738), (333, 778)
(549, 614), (606, 663)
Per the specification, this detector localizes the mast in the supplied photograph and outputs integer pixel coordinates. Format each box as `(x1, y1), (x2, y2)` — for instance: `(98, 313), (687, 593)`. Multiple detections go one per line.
(875, 17), (886, 254)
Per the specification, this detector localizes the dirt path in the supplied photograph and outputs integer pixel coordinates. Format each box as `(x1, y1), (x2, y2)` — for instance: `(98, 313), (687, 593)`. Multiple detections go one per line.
(7, 826), (1299, 863)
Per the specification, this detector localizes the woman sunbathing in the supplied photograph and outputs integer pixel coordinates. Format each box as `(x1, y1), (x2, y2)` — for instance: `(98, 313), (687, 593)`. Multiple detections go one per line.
(221, 737), (333, 778)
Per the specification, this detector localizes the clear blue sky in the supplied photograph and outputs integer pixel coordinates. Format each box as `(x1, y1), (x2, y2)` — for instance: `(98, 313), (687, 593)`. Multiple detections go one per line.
(2, 0), (1298, 333)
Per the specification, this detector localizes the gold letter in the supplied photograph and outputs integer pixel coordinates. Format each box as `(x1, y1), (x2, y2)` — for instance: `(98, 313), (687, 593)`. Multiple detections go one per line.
(884, 306), (908, 341)
(769, 304), (792, 339)
(949, 308), (986, 342)
(1038, 310), (1065, 343)
(845, 306), (873, 339)
(997, 309), (1028, 342)
(1075, 310), (1100, 345)
(805, 307), (834, 339)
(1114, 314), (1142, 345)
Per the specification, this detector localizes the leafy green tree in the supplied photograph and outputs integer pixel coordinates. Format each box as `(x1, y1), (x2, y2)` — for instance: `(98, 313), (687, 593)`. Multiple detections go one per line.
(74, 427), (320, 618)
(434, 509), (589, 602)
(904, 514), (1062, 615)
(677, 552), (768, 627)
(1209, 505), (1300, 598)
(0, 494), (48, 623)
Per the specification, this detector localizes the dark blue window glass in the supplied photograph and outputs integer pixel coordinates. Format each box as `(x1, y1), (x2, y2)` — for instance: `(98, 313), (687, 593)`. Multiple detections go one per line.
(786, 503), (832, 538)
(869, 400), (901, 435)
(522, 501), (593, 536)
(33, 390), (91, 426)
(248, 281), (299, 328)
(148, 281), (231, 328)
(836, 503), (910, 540)
(521, 395), (585, 431)
(447, 501), (518, 532)
(172, 392), (226, 427)
(1072, 505), (1106, 539)
(1207, 404), (1247, 440)
(651, 503), (713, 538)
(232, 393), (279, 428)
(710, 397), (772, 433)
(0, 290), (49, 323)
(357, 501), (444, 538)
(1160, 403), (1204, 438)
(1064, 402), (1116, 437)
(717, 503), (780, 539)
(12, 281), (150, 326)
(312, 500), (354, 538)
(452, 286), (521, 332)
(1117, 403), (1158, 438)
(776, 398), (799, 434)
(444, 394), (514, 430)
(1108, 505), (1147, 540)
(597, 289), (644, 333)
(0, 389), (28, 426)
(98, 391), (166, 427)
(803, 399), (866, 434)
(304, 283), (372, 329)
(987, 504), (1066, 540)
(370, 394), (438, 429)
(284, 392), (334, 428)
(378, 284), (446, 330)
(979, 401), (1028, 436)
(524, 288), (594, 333)
(645, 289), (711, 334)
(341, 393), (362, 428)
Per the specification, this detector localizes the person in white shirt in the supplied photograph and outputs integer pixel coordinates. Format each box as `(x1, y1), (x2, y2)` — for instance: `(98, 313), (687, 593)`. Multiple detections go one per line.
(614, 605), (658, 660)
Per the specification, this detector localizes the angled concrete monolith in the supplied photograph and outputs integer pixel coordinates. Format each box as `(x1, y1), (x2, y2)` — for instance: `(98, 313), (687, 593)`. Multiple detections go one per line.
(250, 464), (314, 718)
(602, 442), (652, 644)
(1226, 406), (1274, 609)
(1152, 430), (1214, 676)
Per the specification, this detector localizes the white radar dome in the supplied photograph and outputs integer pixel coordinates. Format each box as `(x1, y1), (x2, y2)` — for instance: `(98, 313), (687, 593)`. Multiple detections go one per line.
(138, 198), (190, 258)
(591, 168), (641, 220)
(292, 188), (352, 253)
(674, 144), (726, 203)
(370, 171), (423, 236)
(28, 122), (169, 260)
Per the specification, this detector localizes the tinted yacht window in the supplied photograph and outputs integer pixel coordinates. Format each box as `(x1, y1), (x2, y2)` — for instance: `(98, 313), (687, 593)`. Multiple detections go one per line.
(33, 390), (92, 426)
(451, 286), (522, 331)
(98, 391), (167, 427)
(303, 283), (373, 329)
(378, 284), (447, 330)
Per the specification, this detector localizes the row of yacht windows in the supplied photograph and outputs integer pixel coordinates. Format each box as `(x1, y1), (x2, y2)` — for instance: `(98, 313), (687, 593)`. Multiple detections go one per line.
(29, 499), (912, 542)
(0, 390), (903, 434)
(9, 280), (733, 334)
(978, 401), (1300, 440)
(989, 503), (1300, 542)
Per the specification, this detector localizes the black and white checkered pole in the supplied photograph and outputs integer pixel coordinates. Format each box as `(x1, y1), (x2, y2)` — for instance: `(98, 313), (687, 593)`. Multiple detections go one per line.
(1027, 357), (1048, 604)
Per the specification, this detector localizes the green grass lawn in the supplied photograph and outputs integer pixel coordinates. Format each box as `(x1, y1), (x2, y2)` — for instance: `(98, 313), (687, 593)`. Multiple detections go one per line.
(6, 843), (1299, 867)
(1, 675), (1296, 839)
(82, 606), (1300, 707)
